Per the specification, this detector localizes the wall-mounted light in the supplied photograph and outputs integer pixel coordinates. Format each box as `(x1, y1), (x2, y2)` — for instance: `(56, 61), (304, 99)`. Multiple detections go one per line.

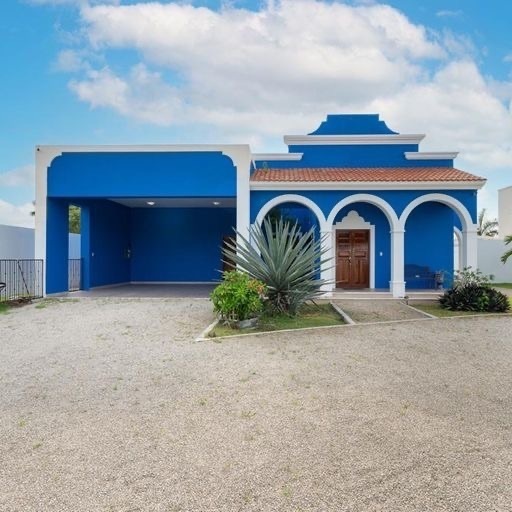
(212, 201), (221, 206)
(146, 201), (155, 206)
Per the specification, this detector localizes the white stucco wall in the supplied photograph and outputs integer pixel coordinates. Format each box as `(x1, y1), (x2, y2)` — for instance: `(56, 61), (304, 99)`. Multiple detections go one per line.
(0, 224), (35, 259)
(477, 238), (512, 283)
(498, 186), (512, 239)
(0, 224), (80, 260)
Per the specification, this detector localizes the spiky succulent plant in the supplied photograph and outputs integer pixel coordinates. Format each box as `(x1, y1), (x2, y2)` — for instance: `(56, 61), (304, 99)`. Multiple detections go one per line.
(223, 218), (331, 315)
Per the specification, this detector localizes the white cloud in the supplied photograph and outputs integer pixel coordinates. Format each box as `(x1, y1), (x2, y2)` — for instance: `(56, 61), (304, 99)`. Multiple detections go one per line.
(0, 200), (34, 229)
(69, 64), (183, 125)
(64, 1), (448, 133)
(54, 49), (90, 72)
(0, 165), (35, 188)
(504, 53), (512, 63)
(36, 0), (512, 216)
(436, 10), (463, 18)
(29, 0), (119, 6)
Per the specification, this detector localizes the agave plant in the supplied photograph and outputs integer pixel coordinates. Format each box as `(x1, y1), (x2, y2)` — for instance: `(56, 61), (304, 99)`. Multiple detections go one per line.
(223, 218), (331, 315)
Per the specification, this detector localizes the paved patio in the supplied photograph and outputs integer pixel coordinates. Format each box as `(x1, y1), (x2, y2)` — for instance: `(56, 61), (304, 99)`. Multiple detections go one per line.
(63, 283), (217, 298)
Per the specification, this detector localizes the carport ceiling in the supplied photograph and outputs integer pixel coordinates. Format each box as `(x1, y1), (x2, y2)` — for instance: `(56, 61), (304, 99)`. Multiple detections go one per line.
(109, 198), (237, 208)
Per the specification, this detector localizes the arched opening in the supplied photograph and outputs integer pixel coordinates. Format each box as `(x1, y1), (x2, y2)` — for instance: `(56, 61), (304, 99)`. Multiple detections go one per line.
(264, 203), (320, 235)
(327, 194), (399, 292)
(254, 194), (327, 229)
(400, 194), (476, 290)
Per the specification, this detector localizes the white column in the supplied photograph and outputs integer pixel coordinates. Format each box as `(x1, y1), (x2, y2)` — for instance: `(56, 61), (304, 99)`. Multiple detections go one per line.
(320, 229), (334, 292)
(222, 147), (252, 245)
(390, 229), (405, 298)
(462, 227), (478, 270)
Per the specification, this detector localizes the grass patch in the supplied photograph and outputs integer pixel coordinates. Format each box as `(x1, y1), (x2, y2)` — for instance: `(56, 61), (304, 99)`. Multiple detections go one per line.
(209, 302), (344, 337)
(493, 283), (512, 289)
(411, 301), (509, 318)
(0, 302), (10, 314)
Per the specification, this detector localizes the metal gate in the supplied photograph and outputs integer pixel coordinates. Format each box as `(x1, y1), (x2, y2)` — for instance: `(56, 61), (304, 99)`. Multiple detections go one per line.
(68, 259), (82, 292)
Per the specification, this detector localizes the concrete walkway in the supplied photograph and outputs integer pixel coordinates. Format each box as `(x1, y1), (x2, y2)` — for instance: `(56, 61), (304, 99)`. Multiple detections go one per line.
(332, 299), (429, 323)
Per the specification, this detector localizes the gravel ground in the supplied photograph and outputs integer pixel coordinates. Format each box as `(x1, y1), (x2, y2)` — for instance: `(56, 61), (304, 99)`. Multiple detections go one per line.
(1, 298), (512, 511)
(332, 299), (429, 323)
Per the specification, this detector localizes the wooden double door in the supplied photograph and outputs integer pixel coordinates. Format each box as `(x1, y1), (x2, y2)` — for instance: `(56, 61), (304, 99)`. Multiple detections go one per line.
(335, 229), (370, 288)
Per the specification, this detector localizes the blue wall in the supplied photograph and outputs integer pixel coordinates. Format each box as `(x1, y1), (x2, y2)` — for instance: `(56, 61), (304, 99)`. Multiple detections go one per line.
(405, 202), (454, 285)
(88, 200), (131, 288)
(46, 198), (69, 294)
(130, 207), (236, 282)
(48, 152), (237, 198)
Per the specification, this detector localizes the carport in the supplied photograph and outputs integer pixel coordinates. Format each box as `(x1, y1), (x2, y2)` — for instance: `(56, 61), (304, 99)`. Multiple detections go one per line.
(35, 145), (251, 295)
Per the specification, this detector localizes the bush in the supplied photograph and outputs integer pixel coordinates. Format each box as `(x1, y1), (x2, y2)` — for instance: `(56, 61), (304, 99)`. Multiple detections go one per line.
(222, 218), (331, 316)
(439, 267), (510, 313)
(211, 271), (266, 325)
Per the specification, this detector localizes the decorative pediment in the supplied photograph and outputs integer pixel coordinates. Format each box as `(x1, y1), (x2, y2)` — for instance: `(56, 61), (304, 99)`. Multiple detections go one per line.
(333, 210), (372, 230)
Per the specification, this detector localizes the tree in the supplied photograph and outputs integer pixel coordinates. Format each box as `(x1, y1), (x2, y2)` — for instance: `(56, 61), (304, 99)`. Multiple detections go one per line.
(477, 208), (498, 237)
(69, 205), (80, 234)
(501, 235), (512, 264)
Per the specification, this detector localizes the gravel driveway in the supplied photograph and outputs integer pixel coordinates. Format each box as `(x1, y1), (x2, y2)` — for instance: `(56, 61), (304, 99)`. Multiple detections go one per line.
(1, 298), (511, 511)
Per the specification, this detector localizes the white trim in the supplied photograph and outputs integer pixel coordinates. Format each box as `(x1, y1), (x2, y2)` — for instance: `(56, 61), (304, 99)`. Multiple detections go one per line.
(326, 194), (400, 230)
(253, 193), (327, 228)
(251, 153), (303, 161)
(333, 211), (375, 289)
(35, 144), (252, 297)
(250, 181), (485, 191)
(283, 134), (425, 146)
(405, 151), (458, 160)
(399, 193), (478, 273)
(398, 193), (474, 232)
(454, 227), (463, 272)
(36, 144), (250, 152)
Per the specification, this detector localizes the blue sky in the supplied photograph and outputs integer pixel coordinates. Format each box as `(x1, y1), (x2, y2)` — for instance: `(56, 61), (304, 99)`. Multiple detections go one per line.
(1, 0), (511, 226)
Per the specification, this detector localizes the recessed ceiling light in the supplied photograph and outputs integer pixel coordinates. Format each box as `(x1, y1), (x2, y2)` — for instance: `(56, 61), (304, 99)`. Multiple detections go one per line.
(213, 201), (221, 206)
(146, 201), (155, 206)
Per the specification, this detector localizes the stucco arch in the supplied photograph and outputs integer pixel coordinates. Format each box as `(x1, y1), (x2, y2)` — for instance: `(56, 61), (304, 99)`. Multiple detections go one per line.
(326, 193), (400, 231)
(254, 194), (327, 228)
(399, 193), (474, 231)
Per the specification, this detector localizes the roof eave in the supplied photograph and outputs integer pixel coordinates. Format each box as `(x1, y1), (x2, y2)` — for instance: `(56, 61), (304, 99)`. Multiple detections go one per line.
(250, 180), (486, 191)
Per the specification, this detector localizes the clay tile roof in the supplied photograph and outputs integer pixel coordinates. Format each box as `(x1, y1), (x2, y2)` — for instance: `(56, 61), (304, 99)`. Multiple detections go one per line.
(251, 167), (485, 183)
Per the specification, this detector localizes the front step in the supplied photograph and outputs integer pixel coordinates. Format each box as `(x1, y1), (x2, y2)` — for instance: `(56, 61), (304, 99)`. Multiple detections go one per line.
(322, 289), (441, 300)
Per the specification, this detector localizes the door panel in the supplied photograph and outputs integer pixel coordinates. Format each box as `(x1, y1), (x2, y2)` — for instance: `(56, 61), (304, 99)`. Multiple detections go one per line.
(335, 230), (370, 288)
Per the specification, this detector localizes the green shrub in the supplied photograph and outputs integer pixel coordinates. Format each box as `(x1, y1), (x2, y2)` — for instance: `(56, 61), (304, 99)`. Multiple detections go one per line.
(222, 218), (331, 316)
(486, 287), (511, 312)
(439, 267), (510, 313)
(211, 271), (266, 325)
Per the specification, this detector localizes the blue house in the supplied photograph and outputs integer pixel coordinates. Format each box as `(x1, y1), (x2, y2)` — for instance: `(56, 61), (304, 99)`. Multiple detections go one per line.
(35, 114), (485, 297)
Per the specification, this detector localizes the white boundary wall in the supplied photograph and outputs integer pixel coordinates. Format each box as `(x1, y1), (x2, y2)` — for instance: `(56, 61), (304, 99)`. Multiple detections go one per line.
(0, 225), (35, 259)
(477, 238), (512, 282)
(0, 224), (80, 260)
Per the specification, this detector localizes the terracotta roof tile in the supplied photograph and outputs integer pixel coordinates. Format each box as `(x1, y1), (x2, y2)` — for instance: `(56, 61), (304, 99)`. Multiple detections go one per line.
(251, 167), (485, 183)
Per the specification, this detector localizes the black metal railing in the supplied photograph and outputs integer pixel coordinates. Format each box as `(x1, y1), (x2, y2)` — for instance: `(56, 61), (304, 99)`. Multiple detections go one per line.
(0, 259), (44, 302)
(68, 259), (82, 292)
